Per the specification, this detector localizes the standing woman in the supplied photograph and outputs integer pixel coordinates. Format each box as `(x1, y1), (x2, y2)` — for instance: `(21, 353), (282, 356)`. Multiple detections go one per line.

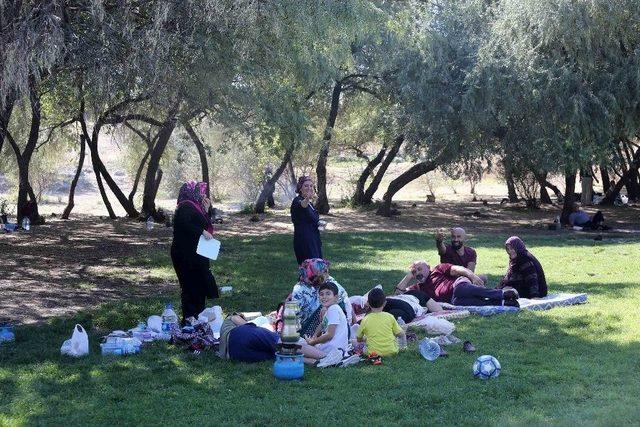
(171, 181), (219, 323)
(291, 176), (322, 265)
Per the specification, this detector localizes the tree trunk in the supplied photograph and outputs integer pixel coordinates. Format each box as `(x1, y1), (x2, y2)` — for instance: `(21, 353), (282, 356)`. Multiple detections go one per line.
(601, 146), (640, 205)
(287, 159), (297, 191)
(504, 168), (518, 202)
(353, 147), (386, 205)
(183, 120), (210, 198)
(580, 168), (594, 205)
(128, 146), (151, 205)
(361, 134), (405, 205)
(78, 114), (116, 219)
(560, 170), (577, 225)
(377, 159), (439, 217)
(255, 144), (294, 214)
(61, 135), (86, 219)
(315, 81), (343, 214)
(600, 165), (611, 194)
(142, 114), (177, 218)
(15, 83), (42, 224)
(533, 171), (552, 204)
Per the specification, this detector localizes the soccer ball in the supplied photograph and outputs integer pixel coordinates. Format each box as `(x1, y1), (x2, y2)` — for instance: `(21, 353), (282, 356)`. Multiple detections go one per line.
(472, 355), (501, 380)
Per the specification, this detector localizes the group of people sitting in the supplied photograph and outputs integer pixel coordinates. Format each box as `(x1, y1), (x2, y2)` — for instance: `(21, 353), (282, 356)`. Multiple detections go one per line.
(219, 227), (548, 366)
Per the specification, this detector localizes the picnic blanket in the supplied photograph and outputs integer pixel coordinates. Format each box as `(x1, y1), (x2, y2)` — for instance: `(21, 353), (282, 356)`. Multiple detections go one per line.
(440, 293), (588, 316)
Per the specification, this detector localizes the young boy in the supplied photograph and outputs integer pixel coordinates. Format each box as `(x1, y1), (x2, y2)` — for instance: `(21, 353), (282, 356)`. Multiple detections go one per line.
(304, 282), (349, 365)
(357, 287), (406, 357)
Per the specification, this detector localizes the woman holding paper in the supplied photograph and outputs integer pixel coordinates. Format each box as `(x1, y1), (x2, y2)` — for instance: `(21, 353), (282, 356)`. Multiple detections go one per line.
(171, 181), (219, 323)
(290, 176), (323, 265)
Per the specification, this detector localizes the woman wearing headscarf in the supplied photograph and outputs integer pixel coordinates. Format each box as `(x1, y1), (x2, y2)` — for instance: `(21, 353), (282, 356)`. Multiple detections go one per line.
(290, 176), (322, 265)
(499, 236), (548, 298)
(291, 258), (352, 336)
(171, 181), (219, 322)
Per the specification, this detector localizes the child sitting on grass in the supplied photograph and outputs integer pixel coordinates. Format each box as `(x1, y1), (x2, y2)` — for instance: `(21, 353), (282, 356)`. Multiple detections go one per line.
(304, 282), (349, 366)
(357, 288), (406, 357)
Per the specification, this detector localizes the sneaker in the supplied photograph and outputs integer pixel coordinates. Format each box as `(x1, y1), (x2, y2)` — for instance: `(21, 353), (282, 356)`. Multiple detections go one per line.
(339, 354), (361, 368)
(317, 348), (344, 368)
(503, 299), (520, 308)
(502, 288), (519, 300)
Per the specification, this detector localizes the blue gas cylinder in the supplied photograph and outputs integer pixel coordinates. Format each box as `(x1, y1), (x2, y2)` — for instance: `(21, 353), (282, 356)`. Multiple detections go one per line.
(273, 352), (304, 380)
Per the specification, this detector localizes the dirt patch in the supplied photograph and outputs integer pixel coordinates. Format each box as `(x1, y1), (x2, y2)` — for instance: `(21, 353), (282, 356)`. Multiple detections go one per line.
(2, 201), (639, 324)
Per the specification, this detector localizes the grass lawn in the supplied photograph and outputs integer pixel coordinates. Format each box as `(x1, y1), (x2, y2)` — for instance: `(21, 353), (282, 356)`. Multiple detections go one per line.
(1, 231), (640, 426)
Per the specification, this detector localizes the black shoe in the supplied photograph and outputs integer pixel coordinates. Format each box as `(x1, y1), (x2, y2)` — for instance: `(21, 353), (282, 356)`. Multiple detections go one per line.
(463, 341), (476, 353)
(503, 288), (519, 300)
(504, 299), (520, 308)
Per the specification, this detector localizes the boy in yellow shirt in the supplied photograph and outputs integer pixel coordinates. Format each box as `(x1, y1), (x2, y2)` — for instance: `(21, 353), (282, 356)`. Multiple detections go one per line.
(357, 288), (406, 356)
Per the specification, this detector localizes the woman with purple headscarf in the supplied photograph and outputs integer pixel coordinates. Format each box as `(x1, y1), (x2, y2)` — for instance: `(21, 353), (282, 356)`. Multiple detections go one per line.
(290, 176), (322, 265)
(171, 181), (219, 322)
(499, 236), (548, 298)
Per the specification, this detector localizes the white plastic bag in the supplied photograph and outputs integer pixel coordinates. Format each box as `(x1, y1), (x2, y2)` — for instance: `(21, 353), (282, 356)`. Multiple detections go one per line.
(60, 324), (89, 357)
(409, 316), (455, 335)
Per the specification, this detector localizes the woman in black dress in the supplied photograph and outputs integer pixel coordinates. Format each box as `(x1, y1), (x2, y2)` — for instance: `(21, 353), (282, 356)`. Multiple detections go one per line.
(290, 176), (322, 265)
(171, 181), (219, 322)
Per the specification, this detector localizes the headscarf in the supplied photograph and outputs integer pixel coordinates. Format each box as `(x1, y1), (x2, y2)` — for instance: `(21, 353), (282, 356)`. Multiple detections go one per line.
(505, 236), (527, 277)
(177, 181), (213, 233)
(296, 176), (313, 194)
(298, 258), (330, 285)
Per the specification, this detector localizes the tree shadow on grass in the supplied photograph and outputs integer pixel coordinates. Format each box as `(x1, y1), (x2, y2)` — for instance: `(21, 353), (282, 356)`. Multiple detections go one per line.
(2, 302), (640, 425)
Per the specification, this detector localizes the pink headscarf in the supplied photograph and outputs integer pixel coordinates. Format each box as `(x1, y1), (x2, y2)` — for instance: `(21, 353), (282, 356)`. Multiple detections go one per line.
(177, 181), (213, 233)
(299, 258), (330, 285)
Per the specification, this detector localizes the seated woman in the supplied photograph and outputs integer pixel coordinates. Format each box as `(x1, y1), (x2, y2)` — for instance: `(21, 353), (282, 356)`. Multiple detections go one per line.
(218, 314), (328, 364)
(498, 236), (548, 299)
(291, 258), (352, 336)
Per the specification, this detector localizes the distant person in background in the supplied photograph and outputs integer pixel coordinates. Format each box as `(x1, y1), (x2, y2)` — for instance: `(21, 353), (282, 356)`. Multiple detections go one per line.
(171, 181), (219, 323)
(568, 202), (607, 230)
(291, 176), (322, 265)
(498, 236), (547, 299)
(435, 227), (478, 271)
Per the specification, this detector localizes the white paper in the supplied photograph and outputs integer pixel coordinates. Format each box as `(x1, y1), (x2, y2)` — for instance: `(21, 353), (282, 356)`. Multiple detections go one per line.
(196, 237), (220, 260)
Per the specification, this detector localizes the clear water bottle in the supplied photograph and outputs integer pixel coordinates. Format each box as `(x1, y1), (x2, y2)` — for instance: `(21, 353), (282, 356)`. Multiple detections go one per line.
(419, 338), (441, 361)
(146, 216), (154, 231)
(396, 317), (408, 350)
(21, 217), (30, 231)
(161, 303), (179, 332)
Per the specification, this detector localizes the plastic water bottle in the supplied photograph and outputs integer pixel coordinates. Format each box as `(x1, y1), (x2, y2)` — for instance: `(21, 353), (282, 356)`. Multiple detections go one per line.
(146, 216), (154, 231)
(161, 303), (179, 332)
(21, 217), (30, 231)
(419, 338), (441, 361)
(210, 306), (223, 338)
(396, 317), (408, 350)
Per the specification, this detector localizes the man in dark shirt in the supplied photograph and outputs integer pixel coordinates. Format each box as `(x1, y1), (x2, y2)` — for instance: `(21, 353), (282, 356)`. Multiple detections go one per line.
(435, 227), (477, 271)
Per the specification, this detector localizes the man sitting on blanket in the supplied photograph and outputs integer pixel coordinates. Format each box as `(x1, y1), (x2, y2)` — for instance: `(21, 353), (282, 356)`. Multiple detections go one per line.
(394, 260), (520, 307)
(435, 227), (478, 271)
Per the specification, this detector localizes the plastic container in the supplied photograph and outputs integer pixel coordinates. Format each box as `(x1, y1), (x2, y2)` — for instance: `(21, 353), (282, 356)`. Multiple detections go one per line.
(21, 217), (30, 231)
(161, 303), (179, 332)
(273, 352), (304, 380)
(220, 286), (233, 295)
(419, 338), (441, 361)
(210, 306), (223, 338)
(0, 323), (15, 343)
(146, 216), (154, 231)
(396, 318), (407, 350)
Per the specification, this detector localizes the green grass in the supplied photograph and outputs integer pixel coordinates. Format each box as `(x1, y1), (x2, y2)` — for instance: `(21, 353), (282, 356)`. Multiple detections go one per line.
(2, 232), (640, 426)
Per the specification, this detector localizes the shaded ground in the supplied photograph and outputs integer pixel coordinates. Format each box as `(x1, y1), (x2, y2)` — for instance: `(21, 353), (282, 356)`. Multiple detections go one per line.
(2, 200), (639, 324)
